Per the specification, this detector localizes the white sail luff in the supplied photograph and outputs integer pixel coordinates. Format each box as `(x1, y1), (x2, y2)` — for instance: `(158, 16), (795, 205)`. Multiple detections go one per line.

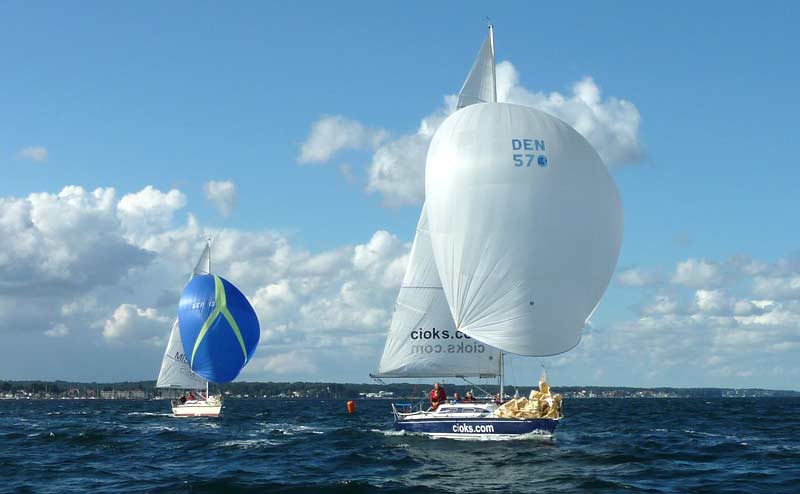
(374, 204), (501, 378)
(489, 24), (497, 103)
(456, 28), (497, 110)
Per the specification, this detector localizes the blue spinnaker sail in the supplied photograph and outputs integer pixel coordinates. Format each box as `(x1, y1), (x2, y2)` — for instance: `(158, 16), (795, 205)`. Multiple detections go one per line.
(178, 274), (260, 383)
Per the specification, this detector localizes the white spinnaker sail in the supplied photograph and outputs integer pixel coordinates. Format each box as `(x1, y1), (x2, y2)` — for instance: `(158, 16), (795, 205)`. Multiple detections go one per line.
(156, 241), (211, 389)
(156, 320), (207, 389)
(373, 204), (500, 378)
(425, 103), (623, 356)
(457, 25), (497, 109)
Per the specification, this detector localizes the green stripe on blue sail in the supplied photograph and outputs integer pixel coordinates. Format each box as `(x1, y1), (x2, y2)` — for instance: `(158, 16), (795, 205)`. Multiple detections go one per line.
(189, 275), (225, 366)
(178, 273), (261, 383)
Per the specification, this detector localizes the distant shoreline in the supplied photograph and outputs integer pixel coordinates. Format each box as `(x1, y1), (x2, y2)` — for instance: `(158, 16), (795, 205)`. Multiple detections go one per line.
(2, 380), (798, 401)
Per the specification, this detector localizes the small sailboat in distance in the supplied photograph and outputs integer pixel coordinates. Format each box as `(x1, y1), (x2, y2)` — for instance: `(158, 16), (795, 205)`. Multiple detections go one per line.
(157, 239), (261, 417)
(372, 24), (623, 439)
(156, 240), (221, 416)
(176, 240), (260, 415)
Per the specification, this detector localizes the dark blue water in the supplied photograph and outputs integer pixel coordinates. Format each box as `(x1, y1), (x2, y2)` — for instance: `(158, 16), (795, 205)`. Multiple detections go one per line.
(1, 398), (798, 493)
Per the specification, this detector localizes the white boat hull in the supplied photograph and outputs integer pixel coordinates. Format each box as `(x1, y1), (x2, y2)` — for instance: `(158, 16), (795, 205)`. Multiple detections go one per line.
(171, 397), (222, 417)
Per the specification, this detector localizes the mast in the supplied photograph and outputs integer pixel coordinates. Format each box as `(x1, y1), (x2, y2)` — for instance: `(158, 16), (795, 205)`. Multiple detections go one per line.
(499, 352), (504, 399)
(488, 22), (497, 103)
(207, 237), (212, 273)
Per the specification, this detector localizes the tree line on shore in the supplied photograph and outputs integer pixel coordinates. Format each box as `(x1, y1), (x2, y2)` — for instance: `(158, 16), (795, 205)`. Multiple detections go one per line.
(2, 380), (798, 399)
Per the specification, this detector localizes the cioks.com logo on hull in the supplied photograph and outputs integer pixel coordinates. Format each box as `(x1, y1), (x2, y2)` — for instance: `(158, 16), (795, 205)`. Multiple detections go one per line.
(452, 423), (495, 433)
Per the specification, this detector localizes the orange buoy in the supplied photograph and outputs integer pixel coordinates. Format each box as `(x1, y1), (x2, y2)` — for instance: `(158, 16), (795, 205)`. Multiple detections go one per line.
(346, 400), (356, 414)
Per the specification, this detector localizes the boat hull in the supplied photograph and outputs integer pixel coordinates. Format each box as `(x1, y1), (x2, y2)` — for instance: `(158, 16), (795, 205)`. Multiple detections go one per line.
(395, 417), (558, 439)
(171, 399), (222, 417)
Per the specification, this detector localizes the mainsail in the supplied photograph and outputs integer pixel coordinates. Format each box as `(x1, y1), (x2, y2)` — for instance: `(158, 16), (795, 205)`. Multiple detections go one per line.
(373, 204), (500, 378)
(156, 241), (211, 389)
(425, 102), (624, 356)
(456, 24), (497, 109)
(156, 320), (207, 389)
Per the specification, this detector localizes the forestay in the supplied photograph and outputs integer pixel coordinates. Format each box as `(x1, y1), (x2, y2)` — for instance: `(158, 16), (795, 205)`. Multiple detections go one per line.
(374, 204), (500, 378)
(425, 103), (623, 356)
(456, 25), (497, 109)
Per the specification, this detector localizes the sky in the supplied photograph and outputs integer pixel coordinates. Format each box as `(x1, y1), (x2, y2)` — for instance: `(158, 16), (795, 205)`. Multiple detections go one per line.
(2, 1), (799, 390)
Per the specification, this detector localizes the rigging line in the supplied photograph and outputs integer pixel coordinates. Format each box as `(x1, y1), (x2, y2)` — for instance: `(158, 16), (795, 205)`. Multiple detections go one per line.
(460, 376), (493, 398)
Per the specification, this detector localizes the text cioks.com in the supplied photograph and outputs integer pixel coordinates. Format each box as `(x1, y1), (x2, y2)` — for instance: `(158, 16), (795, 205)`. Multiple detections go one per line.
(409, 328), (472, 340)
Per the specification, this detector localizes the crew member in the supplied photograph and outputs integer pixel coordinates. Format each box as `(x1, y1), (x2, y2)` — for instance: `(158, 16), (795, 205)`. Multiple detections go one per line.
(429, 382), (447, 410)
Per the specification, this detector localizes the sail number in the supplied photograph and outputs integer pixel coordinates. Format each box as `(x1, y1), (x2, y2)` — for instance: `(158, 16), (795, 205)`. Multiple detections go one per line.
(512, 139), (547, 167)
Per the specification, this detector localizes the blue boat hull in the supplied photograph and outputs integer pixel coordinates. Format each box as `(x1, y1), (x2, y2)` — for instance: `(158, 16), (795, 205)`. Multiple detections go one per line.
(395, 417), (558, 439)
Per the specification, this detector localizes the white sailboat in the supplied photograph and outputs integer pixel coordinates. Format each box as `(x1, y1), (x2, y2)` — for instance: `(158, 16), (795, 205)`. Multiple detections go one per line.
(156, 240), (223, 417)
(372, 24), (623, 439)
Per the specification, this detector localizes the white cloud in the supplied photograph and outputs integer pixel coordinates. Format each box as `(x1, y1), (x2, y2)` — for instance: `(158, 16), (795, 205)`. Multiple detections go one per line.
(672, 258), (722, 288)
(117, 186), (187, 236)
(4, 182), (798, 387)
(44, 323), (69, 338)
(300, 62), (642, 206)
(497, 63), (643, 166)
(203, 180), (236, 217)
(694, 289), (729, 314)
(102, 304), (169, 344)
(642, 294), (680, 315)
(19, 146), (48, 162)
(617, 267), (661, 287)
(298, 115), (388, 164)
(590, 254), (800, 387)
(752, 275), (800, 300)
(254, 350), (319, 376)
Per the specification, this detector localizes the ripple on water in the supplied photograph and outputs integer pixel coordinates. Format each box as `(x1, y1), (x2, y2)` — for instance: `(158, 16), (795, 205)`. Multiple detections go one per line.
(0, 398), (798, 494)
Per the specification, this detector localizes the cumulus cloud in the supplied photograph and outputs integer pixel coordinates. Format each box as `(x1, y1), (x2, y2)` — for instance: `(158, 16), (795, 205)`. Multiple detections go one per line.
(0, 186), (150, 295)
(44, 323), (69, 338)
(298, 115), (388, 164)
(617, 267), (661, 287)
(251, 350), (319, 376)
(19, 146), (48, 162)
(117, 186), (187, 236)
(497, 63), (643, 166)
(672, 258), (723, 288)
(591, 254), (800, 387)
(641, 294), (681, 315)
(694, 289), (729, 314)
(203, 180), (236, 216)
(102, 304), (169, 344)
(0, 183), (415, 381)
(299, 61), (642, 206)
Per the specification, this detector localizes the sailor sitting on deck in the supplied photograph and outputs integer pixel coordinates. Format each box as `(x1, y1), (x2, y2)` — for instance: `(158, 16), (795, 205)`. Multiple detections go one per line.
(452, 392), (461, 403)
(429, 382), (447, 410)
(463, 391), (476, 402)
(187, 391), (196, 401)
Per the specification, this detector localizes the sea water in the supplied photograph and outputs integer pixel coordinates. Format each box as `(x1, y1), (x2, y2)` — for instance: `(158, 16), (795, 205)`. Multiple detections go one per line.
(1, 397), (798, 493)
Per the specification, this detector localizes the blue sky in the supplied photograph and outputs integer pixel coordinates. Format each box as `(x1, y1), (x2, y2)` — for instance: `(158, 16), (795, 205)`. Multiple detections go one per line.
(2, 2), (799, 389)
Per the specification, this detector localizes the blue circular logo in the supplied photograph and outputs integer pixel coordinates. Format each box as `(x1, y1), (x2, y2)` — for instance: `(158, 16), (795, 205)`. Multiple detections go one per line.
(538, 155), (548, 167)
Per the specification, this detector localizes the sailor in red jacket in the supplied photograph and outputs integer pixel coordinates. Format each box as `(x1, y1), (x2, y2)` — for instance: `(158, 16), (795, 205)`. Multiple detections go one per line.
(429, 382), (447, 410)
